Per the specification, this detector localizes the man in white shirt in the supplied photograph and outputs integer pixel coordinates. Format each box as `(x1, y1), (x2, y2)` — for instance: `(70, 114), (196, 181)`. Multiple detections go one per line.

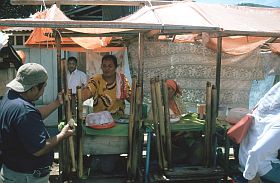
(67, 56), (87, 95)
(239, 81), (280, 182)
(67, 57), (87, 115)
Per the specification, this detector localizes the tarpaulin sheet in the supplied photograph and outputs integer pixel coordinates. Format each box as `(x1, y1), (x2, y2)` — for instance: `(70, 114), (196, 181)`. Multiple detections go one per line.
(12, 2), (280, 54)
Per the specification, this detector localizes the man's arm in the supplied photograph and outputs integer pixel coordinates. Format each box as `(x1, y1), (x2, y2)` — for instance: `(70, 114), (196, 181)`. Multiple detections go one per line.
(81, 87), (92, 102)
(38, 94), (63, 119)
(38, 99), (61, 119)
(33, 124), (73, 157)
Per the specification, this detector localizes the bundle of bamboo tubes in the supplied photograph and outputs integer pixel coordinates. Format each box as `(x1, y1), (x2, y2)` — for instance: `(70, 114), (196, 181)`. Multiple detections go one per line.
(150, 77), (172, 172)
(60, 58), (76, 177)
(127, 76), (144, 181)
(204, 81), (217, 168)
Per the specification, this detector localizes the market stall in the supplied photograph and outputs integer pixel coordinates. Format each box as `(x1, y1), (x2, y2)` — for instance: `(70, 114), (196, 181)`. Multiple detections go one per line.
(1, 2), (280, 182)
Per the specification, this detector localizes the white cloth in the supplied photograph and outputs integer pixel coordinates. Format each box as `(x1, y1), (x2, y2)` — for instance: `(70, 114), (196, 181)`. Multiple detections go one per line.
(239, 82), (280, 180)
(67, 69), (87, 94)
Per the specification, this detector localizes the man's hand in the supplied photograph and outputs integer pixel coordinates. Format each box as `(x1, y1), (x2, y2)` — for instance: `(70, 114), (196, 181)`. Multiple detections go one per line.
(57, 90), (65, 106)
(60, 124), (74, 139)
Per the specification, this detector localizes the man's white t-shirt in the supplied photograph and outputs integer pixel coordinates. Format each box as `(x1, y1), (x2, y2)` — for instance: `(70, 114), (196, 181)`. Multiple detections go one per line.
(67, 69), (87, 94)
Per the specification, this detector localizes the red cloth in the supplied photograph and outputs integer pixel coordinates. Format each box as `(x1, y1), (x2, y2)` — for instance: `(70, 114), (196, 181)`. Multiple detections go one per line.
(166, 80), (182, 115)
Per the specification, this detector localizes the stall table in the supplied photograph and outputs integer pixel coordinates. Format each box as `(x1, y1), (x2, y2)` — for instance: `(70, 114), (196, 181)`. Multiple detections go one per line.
(146, 113), (226, 182)
(83, 123), (128, 155)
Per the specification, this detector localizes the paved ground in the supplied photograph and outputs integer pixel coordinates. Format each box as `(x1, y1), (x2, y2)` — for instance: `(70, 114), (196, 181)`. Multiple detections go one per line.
(49, 161), (128, 183)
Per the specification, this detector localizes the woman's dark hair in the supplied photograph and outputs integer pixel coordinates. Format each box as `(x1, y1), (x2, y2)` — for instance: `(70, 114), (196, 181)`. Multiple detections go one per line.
(67, 56), (78, 64)
(102, 54), (118, 68)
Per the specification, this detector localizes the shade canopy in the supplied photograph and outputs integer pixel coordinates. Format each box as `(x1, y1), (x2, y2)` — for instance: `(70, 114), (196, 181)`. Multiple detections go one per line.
(1, 2), (280, 54)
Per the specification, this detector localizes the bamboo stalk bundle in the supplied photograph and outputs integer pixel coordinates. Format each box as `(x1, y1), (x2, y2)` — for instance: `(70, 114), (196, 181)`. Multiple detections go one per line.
(150, 78), (164, 171)
(155, 77), (168, 170)
(66, 89), (76, 172)
(162, 80), (172, 169)
(204, 81), (212, 167)
(76, 86), (83, 178)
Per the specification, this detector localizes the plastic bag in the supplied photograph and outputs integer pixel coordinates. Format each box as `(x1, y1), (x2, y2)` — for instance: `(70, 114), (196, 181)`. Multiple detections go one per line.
(225, 108), (251, 125)
(227, 114), (253, 144)
(86, 111), (115, 129)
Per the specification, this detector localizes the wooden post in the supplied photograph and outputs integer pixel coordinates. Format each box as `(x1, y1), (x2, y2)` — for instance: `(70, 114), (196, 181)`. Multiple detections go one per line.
(210, 85), (217, 167)
(76, 86), (84, 178)
(137, 33), (144, 122)
(127, 76), (137, 179)
(162, 80), (172, 169)
(55, 23), (62, 121)
(215, 35), (222, 112)
(204, 81), (212, 167)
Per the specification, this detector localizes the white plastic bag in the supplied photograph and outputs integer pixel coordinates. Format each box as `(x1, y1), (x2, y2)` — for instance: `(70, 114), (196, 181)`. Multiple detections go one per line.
(85, 111), (115, 129)
(225, 108), (250, 125)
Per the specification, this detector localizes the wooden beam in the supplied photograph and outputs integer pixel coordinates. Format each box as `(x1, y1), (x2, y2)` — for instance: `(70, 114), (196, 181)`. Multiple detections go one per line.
(211, 30), (280, 38)
(10, 0), (187, 6)
(50, 32), (139, 37)
(0, 19), (220, 32)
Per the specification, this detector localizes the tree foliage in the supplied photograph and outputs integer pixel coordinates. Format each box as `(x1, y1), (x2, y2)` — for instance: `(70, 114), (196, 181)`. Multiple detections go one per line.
(237, 3), (274, 8)
(0, 0), (80, 19)
(0, 0), (41, 18)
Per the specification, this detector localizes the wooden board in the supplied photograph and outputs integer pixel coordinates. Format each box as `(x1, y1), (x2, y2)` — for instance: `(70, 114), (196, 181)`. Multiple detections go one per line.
(83, 135), (128, 155)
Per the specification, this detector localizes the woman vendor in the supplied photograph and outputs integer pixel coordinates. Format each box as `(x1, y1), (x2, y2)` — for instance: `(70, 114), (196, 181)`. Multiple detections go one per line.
(81, 54), (131, 174)
(82, 54), (131, 115)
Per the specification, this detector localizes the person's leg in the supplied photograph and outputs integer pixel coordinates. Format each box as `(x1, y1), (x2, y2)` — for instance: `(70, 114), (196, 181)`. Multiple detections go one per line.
(0, 164), (27, 183)
(26, 174), (49, 183)
(261, 162), (280, 183)
(0, 165), (50, 183)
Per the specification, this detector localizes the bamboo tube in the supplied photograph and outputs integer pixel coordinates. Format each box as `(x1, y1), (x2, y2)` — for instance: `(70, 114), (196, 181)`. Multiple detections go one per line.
(130, 85), (142, 177)
(150, 78), (164, 171)
(204, 81), (212, 167)
(59, 57), (65, 177)
(162, 80), (172, 169)
(65, 89), (76, 172)
(127, 76), (137, 176)
(210, 85), (217, 167)
(155, 77), (168, 170)
(76, 86), (83, 178)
